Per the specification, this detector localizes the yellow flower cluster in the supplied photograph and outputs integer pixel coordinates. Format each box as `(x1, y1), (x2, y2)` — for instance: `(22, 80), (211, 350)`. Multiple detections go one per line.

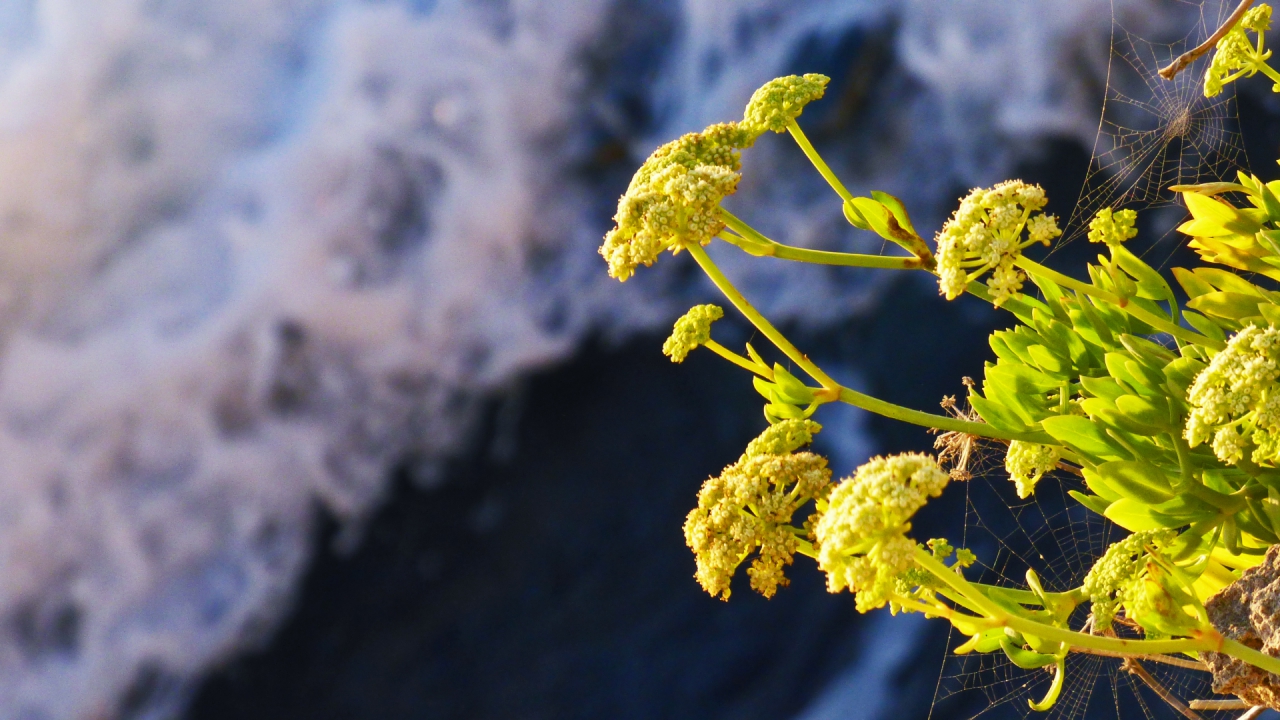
(600, 74), (836, 283)
(600, 123), (754, 281)
(1004, 440), (1060, 499)
(1205, 4), (1273, 97)
(1086, 207), (1138, 246)
(741, 74), (830, 136)
(683, 419), (831, 600)
(663, 304), (724, 362)
(1185, 324), (1280, 465)
(934, 181), (1060, 306)
(1081, 529), (1174, 631)
(812, 453), (949, 612)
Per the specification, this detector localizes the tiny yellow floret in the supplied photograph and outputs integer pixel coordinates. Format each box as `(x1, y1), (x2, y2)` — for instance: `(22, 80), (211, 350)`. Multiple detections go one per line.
(1004, 441), (1060, 499)
(1205, 4), (1273, 97)
(1086, 207), (1138, 246)
(683, 419), (830, 600)
(601, 123), (755, 281)
(663, 304), (724, 362)
(812, 453), (949, 612)
(934, 181), (1060, 306)
(1081, 530), (1175, 631)
(1185, 324), (1280, 466)
(741, 74), (830, 137)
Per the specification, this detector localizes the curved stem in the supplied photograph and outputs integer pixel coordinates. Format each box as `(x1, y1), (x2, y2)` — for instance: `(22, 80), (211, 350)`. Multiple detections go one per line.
(913, 548), (1216, 656)
(1256, 59), (1280, 85)
(719, 210), (920, 269)
(1072, 646), (1208, 671)
(1014, 257), (1224, 350)
(703, 340), (770, 377)
(785, 119), (853, 203)
(837, 386), (1052, 443)
(685, 240), (1043, 440)
(685, 242), (837, 388)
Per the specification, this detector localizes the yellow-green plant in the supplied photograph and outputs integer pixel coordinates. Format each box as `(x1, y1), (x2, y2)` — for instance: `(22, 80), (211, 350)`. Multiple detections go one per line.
(602, 18), (1280, 709)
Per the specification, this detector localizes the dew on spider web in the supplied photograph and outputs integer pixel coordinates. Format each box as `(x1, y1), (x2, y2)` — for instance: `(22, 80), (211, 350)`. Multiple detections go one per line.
(926, 470), (1238, 720)
(1054, 0), (1249, 263)
(925, 5), (1263, 717)
(913, 3), (1266, 717)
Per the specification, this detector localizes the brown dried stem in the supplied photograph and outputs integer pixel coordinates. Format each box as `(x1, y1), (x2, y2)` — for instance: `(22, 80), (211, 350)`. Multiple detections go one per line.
(1159, 0), (1256, 80)
(1189, 699), (1249, 710)
(1122, 658), (1204, 720)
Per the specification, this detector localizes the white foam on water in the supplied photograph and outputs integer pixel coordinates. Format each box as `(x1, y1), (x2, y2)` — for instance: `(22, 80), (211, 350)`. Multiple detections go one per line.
(0, 0), (1194, 716)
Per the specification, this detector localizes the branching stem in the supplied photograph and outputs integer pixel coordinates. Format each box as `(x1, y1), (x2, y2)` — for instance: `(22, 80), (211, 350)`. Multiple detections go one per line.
(719, 211), (921, 269)
(703, 340), (771, 377)
(686, 240), (1051, 443)
(912, 547), (1280, 674)
(785, 119), (853, 203)
(685, 241), (837, 389)
(1122, 658), (1203, 720)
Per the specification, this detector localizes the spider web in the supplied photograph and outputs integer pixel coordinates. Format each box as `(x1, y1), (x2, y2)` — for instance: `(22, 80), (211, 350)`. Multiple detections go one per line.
(927, 468), (1238, 720)
(925, 5), (1265, 718)
(1058, 0), (1250, 251)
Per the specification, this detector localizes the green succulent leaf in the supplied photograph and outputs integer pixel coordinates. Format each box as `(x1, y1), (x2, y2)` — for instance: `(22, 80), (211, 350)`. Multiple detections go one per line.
(1069, 490), (1114, 515)
(998, 637), (1058, 670)
(968, 392), (1033, 434)
(1094, 460), (1176, 504)
(1041, 415), (1130, 462)
(1104, 498), (1180, 531)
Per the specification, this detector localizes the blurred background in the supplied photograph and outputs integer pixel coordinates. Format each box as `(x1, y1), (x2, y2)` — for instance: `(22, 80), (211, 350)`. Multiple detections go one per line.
(0, 0), (1278, 718)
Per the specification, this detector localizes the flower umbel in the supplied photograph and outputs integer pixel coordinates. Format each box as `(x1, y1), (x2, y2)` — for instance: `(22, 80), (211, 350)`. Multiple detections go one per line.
(683, 419), (831, 600)
(1205, 4), (1274, 97)
(1081, 530), (1175, 631)
(1087, 207), (1138, 246)
(600, 123), (754, 281)
(741, 74), (830, 137)
(1004, 440), (1060, 499)
(812, 453), (949, 612)
(663, 305), (724, 363)
(1185, 324), (1280, 466)
(934, 181), (1061, 305)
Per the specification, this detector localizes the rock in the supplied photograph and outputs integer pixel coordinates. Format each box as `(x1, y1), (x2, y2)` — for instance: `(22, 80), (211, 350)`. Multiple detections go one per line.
(1204, 545), (1280, 709)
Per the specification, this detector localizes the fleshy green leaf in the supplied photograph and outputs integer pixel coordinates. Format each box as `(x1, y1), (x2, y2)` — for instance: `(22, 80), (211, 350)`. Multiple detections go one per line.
(1104, 498), (1179, 531)
(1041, 415), (1129, 462)
(1095, 460), (1175, 504)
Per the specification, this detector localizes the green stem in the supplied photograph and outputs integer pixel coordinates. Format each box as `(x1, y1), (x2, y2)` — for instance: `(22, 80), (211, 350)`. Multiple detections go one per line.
(703, 340), (770, 376)
(837, 387), (1052, 443)
(1028, 658), (1065, 712)
(936, 586), (994, 618)
(719, 210), (920, 269)
(785, 119), (853, 203)
(685, 240), (1041, 440)
(770, 244), (921, 269)
(1014, 257), (1224, 350)
(685, 242), (837, 388)
(1256, 58), (1280, 85)
(1223, 638), (1280, 675)
(913, 548), (1214, 656)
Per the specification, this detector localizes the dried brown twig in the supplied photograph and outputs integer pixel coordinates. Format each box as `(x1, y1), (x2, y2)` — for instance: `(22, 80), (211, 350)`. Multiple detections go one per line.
(1189, 699), (1249, 710)
(1122, 658), (1204, 720)
(1159, 0), (1256, 80)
